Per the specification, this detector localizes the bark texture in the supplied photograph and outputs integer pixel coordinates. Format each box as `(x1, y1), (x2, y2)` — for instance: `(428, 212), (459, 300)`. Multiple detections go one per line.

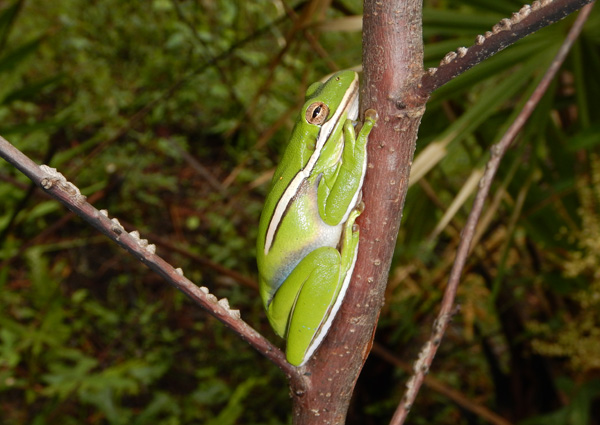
(289, 1), (426, 423)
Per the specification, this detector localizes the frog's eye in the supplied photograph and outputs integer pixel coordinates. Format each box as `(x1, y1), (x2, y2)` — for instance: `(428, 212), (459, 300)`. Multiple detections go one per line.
(305, 102), (329, 125)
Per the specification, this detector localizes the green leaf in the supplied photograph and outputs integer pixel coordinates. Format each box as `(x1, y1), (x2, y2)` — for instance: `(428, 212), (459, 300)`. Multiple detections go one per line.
(0, 36), (43, 75)
(131, 392), (181, 425)
(2, 74), (63, 104)
(205, 377), (267, 425)
(567, 124), (600, 150)
(0, 0), (25, 51)
(0, 328), (20, 370)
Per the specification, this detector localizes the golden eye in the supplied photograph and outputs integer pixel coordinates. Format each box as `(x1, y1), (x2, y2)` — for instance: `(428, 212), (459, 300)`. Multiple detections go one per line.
(305, 102), (329, 125)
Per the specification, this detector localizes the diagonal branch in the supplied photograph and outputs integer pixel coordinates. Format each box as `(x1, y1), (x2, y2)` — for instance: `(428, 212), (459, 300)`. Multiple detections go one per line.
(372, 344), (512, 425)
(0, 134), (304, 385)
(418, 0), (594, 97)
(391, 3), (595, 424)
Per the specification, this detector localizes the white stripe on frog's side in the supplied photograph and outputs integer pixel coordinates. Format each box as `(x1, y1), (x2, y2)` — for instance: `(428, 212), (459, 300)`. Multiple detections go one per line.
(264, 75), (360, 255)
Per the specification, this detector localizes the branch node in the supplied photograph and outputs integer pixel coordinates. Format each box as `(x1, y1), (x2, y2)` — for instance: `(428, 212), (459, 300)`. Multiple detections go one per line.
(110, 218), (124, 234)
(41, 178), (52, 189)
(413, 341), (433, 373)
(492, 18), (508, 34)
(395, 100), (407, 110)
(512, 4), (532, 24)
(39, 164), (86, 204)
(440, 51), (457, 66)
(490, 142), (503, 157)
(218, 297), (231, 310)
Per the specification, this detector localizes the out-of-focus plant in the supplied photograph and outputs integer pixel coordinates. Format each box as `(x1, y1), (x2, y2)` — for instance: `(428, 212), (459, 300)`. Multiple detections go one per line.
(529, 154), (600, 373)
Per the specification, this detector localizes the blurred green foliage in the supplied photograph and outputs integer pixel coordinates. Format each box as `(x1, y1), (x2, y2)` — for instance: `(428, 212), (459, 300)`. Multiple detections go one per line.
(0, 0), (599, 424)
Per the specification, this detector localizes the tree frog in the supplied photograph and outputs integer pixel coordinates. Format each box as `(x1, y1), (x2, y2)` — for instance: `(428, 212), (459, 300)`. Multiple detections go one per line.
(257, 70), (377, 366)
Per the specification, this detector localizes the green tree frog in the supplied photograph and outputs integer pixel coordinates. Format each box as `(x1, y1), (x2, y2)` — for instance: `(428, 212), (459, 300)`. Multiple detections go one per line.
(257, 70), (377, 366)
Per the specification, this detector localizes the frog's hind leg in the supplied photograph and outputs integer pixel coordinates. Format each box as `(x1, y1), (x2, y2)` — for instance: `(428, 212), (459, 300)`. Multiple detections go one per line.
(287, 247), (356, 366)
(266, 247), (343, 366)
(268, 208), (362, 366)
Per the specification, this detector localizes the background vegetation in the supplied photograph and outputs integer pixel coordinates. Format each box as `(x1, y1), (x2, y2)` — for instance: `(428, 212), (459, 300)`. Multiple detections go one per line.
(0, 0), (599, 424)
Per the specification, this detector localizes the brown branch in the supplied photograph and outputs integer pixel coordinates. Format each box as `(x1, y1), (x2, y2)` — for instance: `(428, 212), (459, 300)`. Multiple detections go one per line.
(285, 0), (426, 423)
(418, 0), (594, 97)
(390, 3), (595, 424)
(0, 134), (304, 387)
(120, 222), (259, 290)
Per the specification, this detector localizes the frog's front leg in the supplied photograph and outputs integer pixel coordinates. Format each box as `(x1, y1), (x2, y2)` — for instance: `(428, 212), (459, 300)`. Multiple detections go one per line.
(267, 207), (363, 366)
(319, 110), (378, 226)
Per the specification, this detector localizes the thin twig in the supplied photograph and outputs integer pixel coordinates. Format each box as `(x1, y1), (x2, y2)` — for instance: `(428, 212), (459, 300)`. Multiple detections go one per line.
(0, 134), (302, 383)
(372, 344), (513, 425)
(390, 3), (595, 424)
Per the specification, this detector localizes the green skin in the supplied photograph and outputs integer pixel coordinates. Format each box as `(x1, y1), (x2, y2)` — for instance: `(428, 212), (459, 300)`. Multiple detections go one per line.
(257, 70), (377, 366)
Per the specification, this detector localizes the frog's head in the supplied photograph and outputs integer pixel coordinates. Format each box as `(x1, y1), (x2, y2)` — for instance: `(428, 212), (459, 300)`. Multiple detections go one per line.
(296, 71), (359, 173)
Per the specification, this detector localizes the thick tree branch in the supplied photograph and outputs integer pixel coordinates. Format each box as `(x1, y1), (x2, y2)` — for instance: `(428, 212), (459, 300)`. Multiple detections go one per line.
(418, 0), (594, 97)
(287, 0), (426, 423)
(390, 4), (594, 424)
(0, 134), (304, 387)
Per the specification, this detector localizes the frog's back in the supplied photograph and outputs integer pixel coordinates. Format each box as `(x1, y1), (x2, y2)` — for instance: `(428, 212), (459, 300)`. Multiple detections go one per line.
(257, 175), (343, 304)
